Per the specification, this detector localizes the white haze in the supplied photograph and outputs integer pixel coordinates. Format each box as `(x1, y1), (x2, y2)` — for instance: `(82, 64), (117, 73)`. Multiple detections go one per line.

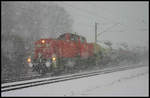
(56, 2), (149, 48)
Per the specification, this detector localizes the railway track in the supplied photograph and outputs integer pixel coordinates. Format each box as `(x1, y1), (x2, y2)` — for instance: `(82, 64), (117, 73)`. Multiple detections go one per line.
(1, 63), (147, 93)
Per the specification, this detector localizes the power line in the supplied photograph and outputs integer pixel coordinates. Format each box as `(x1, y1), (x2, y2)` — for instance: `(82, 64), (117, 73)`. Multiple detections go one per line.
(60, 4), (106, 23)
(57, 3), (110, 27)
(91, 4), (128, 27)
(61, 3), (128, 38)
(91, 4), (148, 32)
(58, 2), (133, 43)
(66, 3), (148, 33)
(62, 3), (125, 26)
(97, 23), (120, 36)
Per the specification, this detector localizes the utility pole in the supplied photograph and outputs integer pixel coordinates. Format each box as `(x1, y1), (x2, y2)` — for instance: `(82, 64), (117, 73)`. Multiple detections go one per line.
(75, 32), (77, 35)
(95, 22), (98, 44)
(95, 22), (98, 66)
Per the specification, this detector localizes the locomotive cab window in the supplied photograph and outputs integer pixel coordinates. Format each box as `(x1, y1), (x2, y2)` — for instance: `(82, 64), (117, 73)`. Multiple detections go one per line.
(70, 34), (79, 42)
(57, 34), (66, 40)
(80, 36), (86, 43)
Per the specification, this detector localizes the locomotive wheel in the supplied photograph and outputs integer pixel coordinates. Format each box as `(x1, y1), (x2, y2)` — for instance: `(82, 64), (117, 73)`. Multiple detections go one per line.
(37, 64), (48, 75)
(38, 68), (47, 75)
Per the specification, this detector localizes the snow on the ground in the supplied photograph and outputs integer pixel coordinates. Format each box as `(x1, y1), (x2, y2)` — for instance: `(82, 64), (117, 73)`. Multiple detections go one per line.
(2, 65), (149, 97)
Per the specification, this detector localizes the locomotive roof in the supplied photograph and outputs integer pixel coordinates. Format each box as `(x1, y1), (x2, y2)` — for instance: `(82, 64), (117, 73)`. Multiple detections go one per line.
(58, 33), (85, 39)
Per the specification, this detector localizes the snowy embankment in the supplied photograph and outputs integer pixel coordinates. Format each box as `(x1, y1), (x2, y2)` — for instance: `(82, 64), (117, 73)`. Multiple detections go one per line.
(2, 64), (148, 96)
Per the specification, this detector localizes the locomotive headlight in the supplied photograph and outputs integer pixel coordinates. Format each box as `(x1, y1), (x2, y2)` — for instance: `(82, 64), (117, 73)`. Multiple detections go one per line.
(41, 40), (45, 44)
(52, 57), (56, 61)
(27, 57), (31, 63)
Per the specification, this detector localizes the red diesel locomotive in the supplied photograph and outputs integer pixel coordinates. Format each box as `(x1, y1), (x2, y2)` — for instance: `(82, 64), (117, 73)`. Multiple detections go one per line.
(27, 33), (100, 74)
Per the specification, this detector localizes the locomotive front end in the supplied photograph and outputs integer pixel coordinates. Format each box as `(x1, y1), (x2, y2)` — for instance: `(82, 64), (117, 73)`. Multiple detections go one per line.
(27, 39), (57, 74)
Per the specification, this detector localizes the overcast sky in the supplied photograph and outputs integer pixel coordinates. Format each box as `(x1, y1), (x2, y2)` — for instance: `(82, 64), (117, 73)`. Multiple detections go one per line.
(56, 2), (148, 48)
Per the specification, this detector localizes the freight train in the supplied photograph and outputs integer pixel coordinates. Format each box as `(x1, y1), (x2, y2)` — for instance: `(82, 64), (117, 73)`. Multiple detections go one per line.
(27, 33), (107, 74)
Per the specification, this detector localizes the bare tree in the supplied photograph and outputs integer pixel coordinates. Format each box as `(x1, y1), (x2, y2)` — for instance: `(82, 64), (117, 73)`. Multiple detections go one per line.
(1, 2), (73, 82)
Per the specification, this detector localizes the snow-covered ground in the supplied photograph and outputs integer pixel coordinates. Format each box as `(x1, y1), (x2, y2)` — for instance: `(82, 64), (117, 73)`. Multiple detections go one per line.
(2, 65), (148, 97)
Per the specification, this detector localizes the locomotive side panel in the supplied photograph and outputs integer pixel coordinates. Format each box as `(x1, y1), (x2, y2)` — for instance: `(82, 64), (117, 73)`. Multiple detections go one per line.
(57, 40), (80, 58)
(79, 42), (94, 58)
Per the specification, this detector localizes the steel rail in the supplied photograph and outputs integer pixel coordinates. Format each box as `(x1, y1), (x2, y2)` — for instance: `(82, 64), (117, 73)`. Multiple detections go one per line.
(1, 64), (147, 92)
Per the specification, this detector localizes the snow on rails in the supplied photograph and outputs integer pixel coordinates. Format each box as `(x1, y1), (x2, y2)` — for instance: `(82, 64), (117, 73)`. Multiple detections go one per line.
(1, 63), (147, 92)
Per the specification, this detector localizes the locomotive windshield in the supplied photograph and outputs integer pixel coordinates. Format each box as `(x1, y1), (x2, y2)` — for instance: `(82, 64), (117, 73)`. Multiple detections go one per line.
(57, 33), (87, 43)
(70, 34), (79, 42)
(80, 36), (86, 43)
(57, 33), (79, 42)
(57, 34), (66, 40)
